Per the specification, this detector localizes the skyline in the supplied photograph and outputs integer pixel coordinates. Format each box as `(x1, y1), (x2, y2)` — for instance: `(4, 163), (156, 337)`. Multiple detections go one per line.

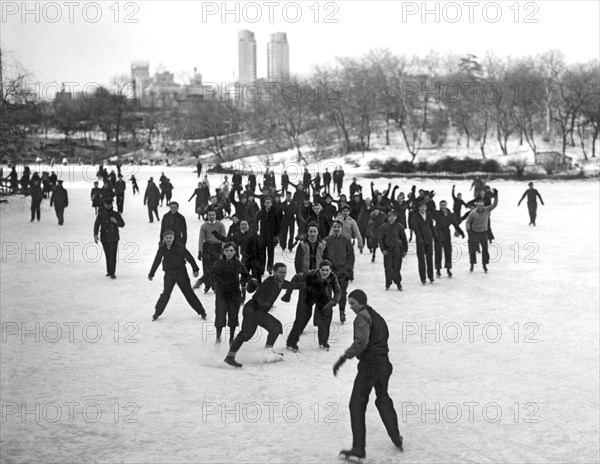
(2, 1), (599, 89)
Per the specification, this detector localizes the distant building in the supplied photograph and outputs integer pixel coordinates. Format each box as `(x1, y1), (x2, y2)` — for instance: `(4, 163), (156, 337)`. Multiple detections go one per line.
(535, 151), (573, 173)
(267, 32), (289, 81)
(238, 30), (257, 85)
(131, 61), (151, 103)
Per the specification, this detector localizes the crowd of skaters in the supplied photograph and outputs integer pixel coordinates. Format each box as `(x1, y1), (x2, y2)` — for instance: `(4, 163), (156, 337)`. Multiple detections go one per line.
(3, 159), (549, 460)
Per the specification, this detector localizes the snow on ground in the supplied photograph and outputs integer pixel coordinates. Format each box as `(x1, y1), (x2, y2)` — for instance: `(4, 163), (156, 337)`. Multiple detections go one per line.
(1, 165), (599, 464)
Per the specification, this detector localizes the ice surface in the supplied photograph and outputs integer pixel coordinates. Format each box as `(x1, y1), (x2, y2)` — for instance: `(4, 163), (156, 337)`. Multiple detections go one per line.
(1, 165), (598, 463)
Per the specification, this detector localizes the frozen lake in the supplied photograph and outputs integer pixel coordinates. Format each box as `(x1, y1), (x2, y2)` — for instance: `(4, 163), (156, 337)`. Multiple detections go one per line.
(1, 165), (599, 463)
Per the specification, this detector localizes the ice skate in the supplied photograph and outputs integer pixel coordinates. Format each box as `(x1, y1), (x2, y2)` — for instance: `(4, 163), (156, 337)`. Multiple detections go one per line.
(286, 344), (300, 353)
(263, 347), (284, 363)
(224, 354), (242, 368)
(320, 343), (330, 351)
(392, 435), (404, 452)
(340, 310), (346, 324)
(483, 264), (488, 273)
(447, 269), (453, 278)
(339, 448), (365, 463)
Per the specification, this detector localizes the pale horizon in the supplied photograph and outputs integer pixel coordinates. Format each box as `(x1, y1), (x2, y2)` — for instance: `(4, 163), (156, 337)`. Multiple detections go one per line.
(2, 1), (599, 90)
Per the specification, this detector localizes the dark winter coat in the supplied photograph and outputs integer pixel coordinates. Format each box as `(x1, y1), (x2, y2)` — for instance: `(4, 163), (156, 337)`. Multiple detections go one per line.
(378, 221), (408, 254)
(433, 209), (464, 242)
(323, 234), (355, 279)
(94, 209), (125, 243)
(50, 186), (68, 209)
(197, 258), (250, 294)
(148, 241), (199, 277)
(30, 183), (43, 202)
(144, 183), (160, 208)
(257, 207), (280, 238)
(411, 211), (435, 244)
(160, 211), (188, 244)
(343, 305), (390, 360)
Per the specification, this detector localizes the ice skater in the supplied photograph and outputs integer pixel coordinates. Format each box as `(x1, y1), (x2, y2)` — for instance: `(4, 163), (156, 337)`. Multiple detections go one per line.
(465, 189), (498, 273)
(93, 199), (125, 279)
(378, 210), (408, 290)
(224, 263), (303, 368)
(283, 259), (342, 352)
(334, 289), (404, 461)
(194, 242), (252, 345)
(518, 182), (544, 226)
(148, 230), (207, 321)
(49, 180), (68, 225)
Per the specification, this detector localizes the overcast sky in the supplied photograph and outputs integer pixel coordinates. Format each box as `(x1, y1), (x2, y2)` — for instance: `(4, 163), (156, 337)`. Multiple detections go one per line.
(2, 1), (599, 91)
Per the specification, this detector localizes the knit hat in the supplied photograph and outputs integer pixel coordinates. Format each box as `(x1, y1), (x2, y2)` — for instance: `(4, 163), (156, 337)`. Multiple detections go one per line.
(348, 289), (368, 305)
(162, 229), (175, 238)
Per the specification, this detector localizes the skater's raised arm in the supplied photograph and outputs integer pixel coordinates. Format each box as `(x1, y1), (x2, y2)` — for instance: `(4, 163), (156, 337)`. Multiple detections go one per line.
(383, 182), (392, 199)
(390, 185), (399, 202)
(487, 189), (499, 211)
(188, 190), (197, 202)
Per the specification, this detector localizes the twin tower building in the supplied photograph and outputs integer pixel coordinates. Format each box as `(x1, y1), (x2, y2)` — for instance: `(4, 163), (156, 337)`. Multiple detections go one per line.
(239, 30), (290, 84)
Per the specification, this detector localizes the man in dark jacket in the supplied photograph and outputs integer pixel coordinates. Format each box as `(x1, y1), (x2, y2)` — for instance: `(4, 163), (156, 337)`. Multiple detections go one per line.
(114, 174), (126, 213)
(412, 202), (435, 284)
(433, 200), (465, 278)
(93, 199), (125, 279)
(324, 221), (354, 324)
(518, 182), (544, 226)
(160, 201), (187, 246)
(49, 180), (68, 225)
(224, 263), (303, 368)
(148, 229), (207, 321)
(278, 191), (298, 251)
(283, 260), (341, 351)
(257, 196), (281, 276)
(29, 179), (43, 222)
(378, 211), (409, 290)
(144, 178), (161, 223)
(333, 289), (403, 461)
(322, 168), (331, 195)
(307, 202), (332, 239)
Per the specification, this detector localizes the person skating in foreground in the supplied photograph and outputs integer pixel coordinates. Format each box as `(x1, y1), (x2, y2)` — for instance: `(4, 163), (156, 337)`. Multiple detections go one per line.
(334, 289), (404, 461)
(224, 263), (303, 368)
(148, 230), (207, 321)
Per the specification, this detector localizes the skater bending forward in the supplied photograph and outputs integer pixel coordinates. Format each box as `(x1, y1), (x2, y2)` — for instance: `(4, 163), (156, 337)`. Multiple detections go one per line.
(334, 289), (404, 461)
(224, 263), (303, 368)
